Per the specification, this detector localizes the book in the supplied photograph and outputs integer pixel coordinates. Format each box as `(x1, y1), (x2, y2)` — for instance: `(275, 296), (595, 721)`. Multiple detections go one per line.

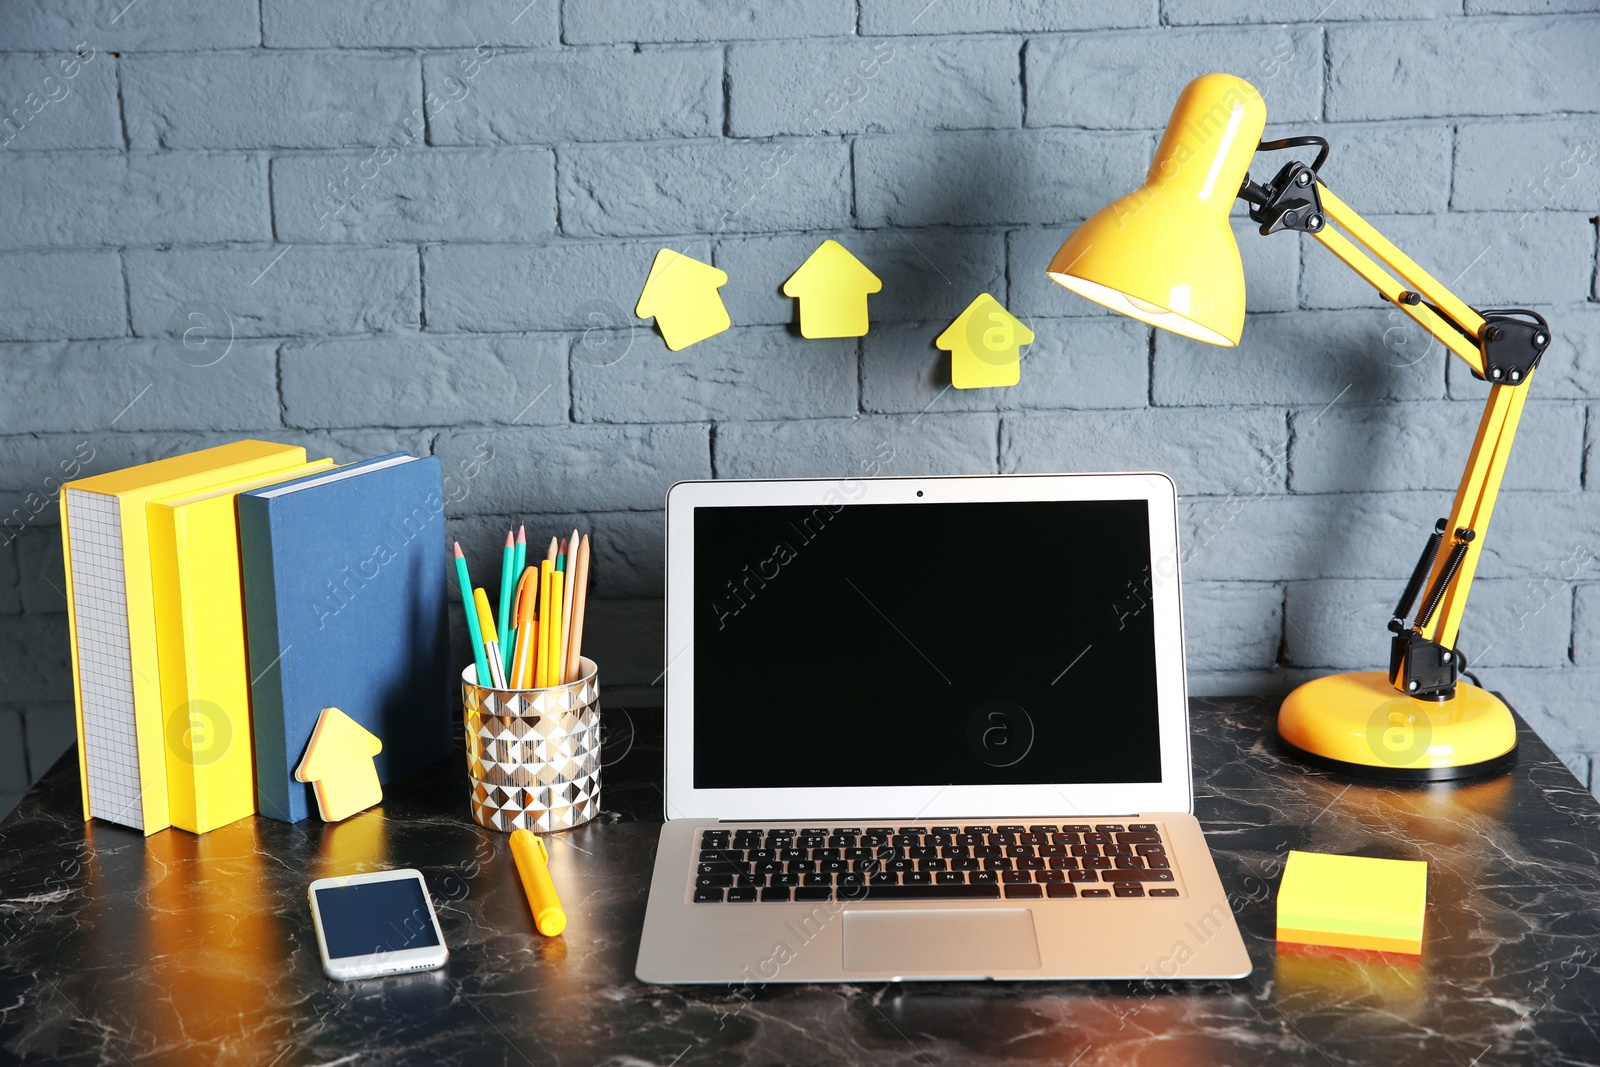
(60, 440), (310, 833)
(147, 459), (337, 834)
(239, 454), (453, 823)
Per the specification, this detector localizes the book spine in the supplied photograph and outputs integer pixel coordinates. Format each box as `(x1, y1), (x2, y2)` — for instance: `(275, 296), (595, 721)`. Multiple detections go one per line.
(239, 493), (300, 822)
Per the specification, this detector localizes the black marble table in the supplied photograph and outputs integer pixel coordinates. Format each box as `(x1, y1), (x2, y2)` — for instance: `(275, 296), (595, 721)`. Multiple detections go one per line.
(3, 697), (1600, 1066)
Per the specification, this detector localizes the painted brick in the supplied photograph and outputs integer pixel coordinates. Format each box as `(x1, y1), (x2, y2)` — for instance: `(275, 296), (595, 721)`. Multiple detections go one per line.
(1467, 0), (1600, 10)
(1290, 400), (1584, 493)
(0, 153), (267, 250)
(861, 316), (1150, 415)
(1477, 491), (1600, 581)
(715, 230), (1006, 328)
(282, 335), (567, 429)
(1327, 17), (1600, 121)
(573, 326), (858, 424)
(1026, 26), (1322, 129)
(1001, 408), (1287, 496)
(0, 341), (278, 433)
(1285, 577), (1571, 670)
(0, 617), (69, 704)
(436, 424), (710, 513)
(1299, 121), (1454, 214)
(448, 510), (664, 600)
(0, 433), (223, 495)
(272, 149), (556, 243)
(1155, 309), (1445, 407)
(424, 49), (721, 145)
(23, 703), (76, 781)
(1006, 215), (1298, 321)
(716, 414), (998, 479)
(0, 538), (18, 615)
(263, 0), (556, 47)
(1466, 667), (1600, 756)
(855, 130), (1153, 227)
(0, 251), (122, 341)
(1181, 491), (1459, 584)
(728, 38), (1020, 137)
(425, 239), (710, 334)
(274, 428), (437, 465)
(126, 247), (418, 337)
(1188, 668), (1320, 698)
(1454, 118), (1600, 213)
(123, 52), (418, 150)
(1446, 304), (1600, 401)
(14, 520), (65, 614)
(561, 140), (852, 238)
(0, 709), (25, 793)
(1300, 212), (1593, 309)
(0, 47), (117, 150)
(1576, 584), (1599, 665)
(1184, 582), (1284, 673)
(1164, 0), (1459, 23)
(568, 0), (855, 42)
(858, 1), (1156, 34)
(580, 599), (664, 688)
(0, 0), (257, 50)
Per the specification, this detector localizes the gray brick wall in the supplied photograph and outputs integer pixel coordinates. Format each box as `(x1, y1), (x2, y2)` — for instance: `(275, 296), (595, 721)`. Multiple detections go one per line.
(1, 1), (1597, 810)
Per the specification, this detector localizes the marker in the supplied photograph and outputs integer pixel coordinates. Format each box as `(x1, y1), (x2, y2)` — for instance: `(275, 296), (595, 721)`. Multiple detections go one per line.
(510, 828), (567, 936)
(496, 530), (516, 670)
(510, 567), (538, 688)
(453, 542), (490, 686)
(473, 587), (506, 688)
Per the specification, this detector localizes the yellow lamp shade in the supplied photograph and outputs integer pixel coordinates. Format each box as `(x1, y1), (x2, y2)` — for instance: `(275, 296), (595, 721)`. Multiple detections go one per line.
(1046, 72), (1267, 347)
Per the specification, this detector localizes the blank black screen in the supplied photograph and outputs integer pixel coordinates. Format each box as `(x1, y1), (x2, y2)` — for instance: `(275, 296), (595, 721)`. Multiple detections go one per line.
(692, 499), (1161, 788)
(314, 877), (440, 959)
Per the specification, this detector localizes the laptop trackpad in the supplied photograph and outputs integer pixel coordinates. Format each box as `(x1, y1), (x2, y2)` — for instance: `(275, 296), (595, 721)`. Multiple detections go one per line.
(842, 908), (1041, 974)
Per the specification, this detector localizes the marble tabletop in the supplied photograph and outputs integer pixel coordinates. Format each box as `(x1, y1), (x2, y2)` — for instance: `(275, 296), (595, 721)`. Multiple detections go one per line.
(3, 696), (1600, 1066)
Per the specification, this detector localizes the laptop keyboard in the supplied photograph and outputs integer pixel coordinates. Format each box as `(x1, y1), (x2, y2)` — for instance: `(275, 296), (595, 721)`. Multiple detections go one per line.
(693, 823), (1178, 903)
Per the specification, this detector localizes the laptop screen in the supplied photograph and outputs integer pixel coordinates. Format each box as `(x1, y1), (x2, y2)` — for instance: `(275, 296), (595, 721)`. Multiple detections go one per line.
(692, 498), (1161, 790)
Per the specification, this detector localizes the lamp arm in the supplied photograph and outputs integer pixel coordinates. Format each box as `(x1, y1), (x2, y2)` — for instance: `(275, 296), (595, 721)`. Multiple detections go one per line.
(1236, 162), (1552, 700)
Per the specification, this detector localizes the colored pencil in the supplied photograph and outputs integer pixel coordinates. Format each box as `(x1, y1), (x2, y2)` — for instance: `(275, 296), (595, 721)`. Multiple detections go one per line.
(496, 530), (515, 670)
(546, 535), (558, 565)
(535, 559), (554, 688)
(546, 567), (565, 688)
(453, 542), (490, 686)
(566, 534), (591, 683)
(559, 527), (580, 682)
(512, 525), (527, 620)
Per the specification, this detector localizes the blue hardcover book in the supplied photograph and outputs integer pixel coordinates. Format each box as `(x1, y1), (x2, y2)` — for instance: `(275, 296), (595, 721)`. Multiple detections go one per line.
(239, 453), (452, 823)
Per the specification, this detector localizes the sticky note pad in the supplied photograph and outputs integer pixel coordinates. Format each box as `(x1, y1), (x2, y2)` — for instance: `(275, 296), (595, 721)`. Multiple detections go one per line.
(1276, 850), (1427, 955)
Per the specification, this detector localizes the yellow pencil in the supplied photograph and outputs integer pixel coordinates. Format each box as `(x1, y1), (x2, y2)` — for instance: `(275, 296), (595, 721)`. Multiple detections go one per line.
(534, 559), (554, 688)
(546, 568), (564, 688)
(565, 535), (591, 683)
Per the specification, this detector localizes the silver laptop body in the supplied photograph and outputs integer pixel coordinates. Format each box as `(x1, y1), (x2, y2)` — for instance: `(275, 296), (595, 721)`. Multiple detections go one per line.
(636, 473), (1251, 983)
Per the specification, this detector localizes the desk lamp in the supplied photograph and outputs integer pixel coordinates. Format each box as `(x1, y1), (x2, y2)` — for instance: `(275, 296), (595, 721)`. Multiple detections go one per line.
(1047, 73), (1549, 780)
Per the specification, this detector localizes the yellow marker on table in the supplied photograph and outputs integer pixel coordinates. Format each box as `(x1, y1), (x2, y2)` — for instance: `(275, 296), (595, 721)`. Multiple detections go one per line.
(937, 292), (1034, 389)
(1276, 850), (1428, 955)
(635, 248), (730, 350)
(510, 828), (567, 936)
(782, 239), (882, 338)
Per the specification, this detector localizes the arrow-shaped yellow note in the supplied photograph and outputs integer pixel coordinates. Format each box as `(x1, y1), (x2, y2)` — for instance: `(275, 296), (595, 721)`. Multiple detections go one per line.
(782, 239), (882, 338)
(635, 248), (731, 350)
(294, 707), (383, 823)
(937, 293), (1034, 389)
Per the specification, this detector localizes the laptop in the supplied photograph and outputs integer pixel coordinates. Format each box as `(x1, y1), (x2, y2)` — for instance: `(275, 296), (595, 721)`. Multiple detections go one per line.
(635, 473), (1252, 983)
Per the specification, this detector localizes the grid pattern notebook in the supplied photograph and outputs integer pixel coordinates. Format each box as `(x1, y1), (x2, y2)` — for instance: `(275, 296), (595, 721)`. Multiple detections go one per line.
(66, 489), (143, 830)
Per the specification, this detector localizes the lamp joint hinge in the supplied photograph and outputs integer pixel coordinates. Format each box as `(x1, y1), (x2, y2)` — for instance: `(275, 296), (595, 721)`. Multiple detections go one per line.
(1389, 631), (1462, 702)
(1473, 310), (1551, 386)
(1246, 161), (1325, 236)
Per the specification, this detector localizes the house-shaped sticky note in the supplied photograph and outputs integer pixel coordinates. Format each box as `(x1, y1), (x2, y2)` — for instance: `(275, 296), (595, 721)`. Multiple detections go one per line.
(294, 707), (383, 823)
(782, 239), (882, 338)
(937, 293), (1034, 389)
(1276, 850), (1427, 955)
(635, 248), (731, 350)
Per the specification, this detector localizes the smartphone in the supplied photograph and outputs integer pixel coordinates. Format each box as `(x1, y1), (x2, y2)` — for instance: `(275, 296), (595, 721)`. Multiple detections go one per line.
(308, 868), (449, 981)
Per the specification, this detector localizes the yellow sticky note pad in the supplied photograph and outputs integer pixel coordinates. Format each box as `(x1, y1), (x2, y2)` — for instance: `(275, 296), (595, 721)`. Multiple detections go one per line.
(782, 239), (882, 338)
(1276, 850), (1427, 955)
(937, 293), (1034, 389)
(294, 707), (384, 823)
(635, 248), (731, 350)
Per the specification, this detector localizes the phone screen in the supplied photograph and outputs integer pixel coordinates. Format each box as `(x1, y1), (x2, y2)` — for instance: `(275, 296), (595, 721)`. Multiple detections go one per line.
(313, 877), (441, 959)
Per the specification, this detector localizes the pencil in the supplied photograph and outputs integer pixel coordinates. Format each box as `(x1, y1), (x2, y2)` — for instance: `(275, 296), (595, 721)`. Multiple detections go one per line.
(546, 567), (565, 688)
(534, 559), (554, 688)
(566, 534), (591, 683)
(546, 535), (558, 565)
(559, 527), (580, 682)
(453, 542), (490, 686)
(473, 587), (506, 688)
(496, 530), (515, 671)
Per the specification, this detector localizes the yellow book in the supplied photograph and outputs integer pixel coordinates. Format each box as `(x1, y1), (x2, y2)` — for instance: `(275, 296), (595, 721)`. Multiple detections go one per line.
(149, 459), (337, 834)
(60, 440), (309, 834)
(1276, 850), (1428, 955)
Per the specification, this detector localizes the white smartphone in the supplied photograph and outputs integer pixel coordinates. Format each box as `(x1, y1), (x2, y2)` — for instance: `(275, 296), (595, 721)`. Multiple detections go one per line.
(308, 868), (449, 981)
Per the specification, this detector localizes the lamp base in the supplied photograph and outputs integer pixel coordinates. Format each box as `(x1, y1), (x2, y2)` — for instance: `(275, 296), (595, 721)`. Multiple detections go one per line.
(1277, 671), (1517, 782)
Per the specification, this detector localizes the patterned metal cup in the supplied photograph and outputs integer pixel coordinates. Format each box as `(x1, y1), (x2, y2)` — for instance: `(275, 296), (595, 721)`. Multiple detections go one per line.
(461, 658), (601, 832)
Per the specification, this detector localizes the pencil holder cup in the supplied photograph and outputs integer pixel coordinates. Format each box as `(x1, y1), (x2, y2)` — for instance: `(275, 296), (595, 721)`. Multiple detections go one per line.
(461, 658), (601, 833)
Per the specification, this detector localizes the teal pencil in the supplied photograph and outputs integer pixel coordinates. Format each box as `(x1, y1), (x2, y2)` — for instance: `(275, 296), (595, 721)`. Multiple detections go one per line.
(510, 525), (527, 651)
(496, 529), (515, 669)
(454, 541), (491, 686)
